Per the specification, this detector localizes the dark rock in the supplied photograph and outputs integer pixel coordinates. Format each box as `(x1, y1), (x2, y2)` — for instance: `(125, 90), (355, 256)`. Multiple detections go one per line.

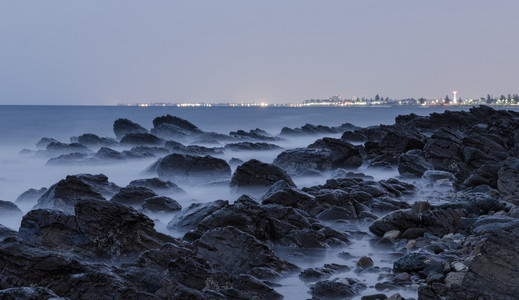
(74, 199), (176, 259)
(36, 137), (59, 149)
(167, 256), (214, 290)
(230, 274), (283, 300)
(0, 224), (17, 241)
(357, 256), (374, 268)
(0, 200), (23, 218)
(167, 200), (228, 231)
(120, 133), (164, 146)
(299, 263), (350, 282)
(273, 138), (362, 175)
(141, 196), (182, 214)
(34, 174), (120, 212)
(423, 128), (463, 173)
(393, 252), (434, 273)
(94, 147), (125, 160)
(311, 278), (365, 299)
(153, 115), (202, 134)
(421, 208), (465, 236)
(113, 118), (148, 140)
(261, 187), (315, 211)
(230, 159), (296, 193)
(470, 216), (519, 234)
(128, 178), (185, 194)
(46, 153), (88, 165)
(401, 228), (426, 239)
(19, 209), (87, 252)
(398, 150), (431, 177)
(15, 188), (48, 205)
(195, 226), (298, 275)
(77, 133), (118, 147)
(280, 123), (359, 136)
(0, 287), (66, 300)
(378, 130), (425, 155)
(316, 206), (357, 220)
(224, 142), (282, 151)
(123, 146), (169, 158)
(135, 242), (194, 271)
(110, 187), (157, 207)
(369, 209), (421, 237)
(153, 153), (231, 184)
(229, 129), (281, 141)
(46, 142), (92, 156)
(461, 229), (519, 298)
(498, 157), (519, 196)
(229, 157), (243, 167)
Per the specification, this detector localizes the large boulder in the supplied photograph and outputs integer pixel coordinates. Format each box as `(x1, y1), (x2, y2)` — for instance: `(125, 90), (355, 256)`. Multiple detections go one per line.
(274, 138), (362, 174)
(398, 150), (431, 178)
(153, 154), (231, 184)
(113, 118), (148, 140)
(110, 187), (157, 207)
(15, 188), (48, 205)
(230, 159), (296, 193)
(128, 178), (185, 194)
(120, 133), (164, 146)
(153, 115), (202, 134)
(34, 174), (120, 213)
(369, 209), (421, 236)
(168, 200), (228, 231)
(74, 199), (177, 259)
(77, 133), (118, 148)
(195, 226), (298, 276)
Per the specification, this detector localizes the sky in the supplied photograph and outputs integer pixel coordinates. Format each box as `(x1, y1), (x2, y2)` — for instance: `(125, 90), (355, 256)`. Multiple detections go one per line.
(1, 0), (518, 105)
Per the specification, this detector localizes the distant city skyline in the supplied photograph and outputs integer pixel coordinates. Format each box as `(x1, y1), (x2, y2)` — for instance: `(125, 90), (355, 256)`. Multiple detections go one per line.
(1, 1), (519, 105)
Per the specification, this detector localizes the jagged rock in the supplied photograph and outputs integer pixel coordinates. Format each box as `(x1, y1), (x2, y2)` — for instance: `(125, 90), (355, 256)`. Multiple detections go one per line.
(153, 115), (202, 134)
(45, 142), (92, 156)
(299, 264), (350, 282)
(74, 199), (176, 259)
(398, 150), (431, 177)
(120, 133), (163, 146)
(195, 226), (298, 276)
(141, 196), (181, 214)
(498, 157), (519, 196)
(77, 133), (118, 148)
(369, 209), (420, 237)
(393, 252), (434, 273)
(34, 174), (120, 212)
(110, 187), (157, 207)
(274, 138), (362, 174)
(152, 153), (231, 184)
(94, 147), (125, 160)
(280, 123), (359, 136)
(0, 225), (17, 241)
(128, 178), (185, 194)
(167, 200), (228, 231)
(36, 137), (59, 149)
(0, 287), (66, 300)
(113, 118), (148, 140)
(230, 159), (296, 193)
(0, 200), (23, 218)
(123, 146), (170, 159)
(311, 278), (366, 299)
(224, 142), (282, 151)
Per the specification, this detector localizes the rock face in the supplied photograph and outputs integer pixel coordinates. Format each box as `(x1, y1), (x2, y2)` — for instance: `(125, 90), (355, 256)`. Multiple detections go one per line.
(120, 133), (163, 146)
(497, 157), (519, 196)
(152, 153), (231, 184)
(20, 199), (177, 260)
(230, 159), (296, 193)
(195, 226), (298, 275)
(224, 142), (282, 151)
(15, 188), (48, 205)
(34, 174), (120, 212)
(113, 118), (148, 140)
(110, 187), (157, 207)
(0, 201), (23, 218)
(141, 196), (182, 214)
(128, 178), (185, 194)
(274, 138), (362, 174)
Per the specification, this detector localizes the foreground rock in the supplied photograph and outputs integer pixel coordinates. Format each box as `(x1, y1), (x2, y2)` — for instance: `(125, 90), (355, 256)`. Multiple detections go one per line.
(34, 174), (120, 212)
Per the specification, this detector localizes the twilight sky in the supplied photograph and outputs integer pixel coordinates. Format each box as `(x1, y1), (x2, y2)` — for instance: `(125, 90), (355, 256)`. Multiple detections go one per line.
(1, 1), (518, 105)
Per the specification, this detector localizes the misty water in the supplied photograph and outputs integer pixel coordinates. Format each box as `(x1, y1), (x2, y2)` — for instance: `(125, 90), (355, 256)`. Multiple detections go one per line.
(0, 105), (489, 299)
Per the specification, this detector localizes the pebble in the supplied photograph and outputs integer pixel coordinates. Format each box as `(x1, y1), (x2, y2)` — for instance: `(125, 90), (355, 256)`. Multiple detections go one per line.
(357, 256), (375, 268)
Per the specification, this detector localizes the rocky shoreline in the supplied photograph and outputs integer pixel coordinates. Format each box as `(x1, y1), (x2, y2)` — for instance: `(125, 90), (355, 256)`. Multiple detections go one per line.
(1, 105), (519, 299)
